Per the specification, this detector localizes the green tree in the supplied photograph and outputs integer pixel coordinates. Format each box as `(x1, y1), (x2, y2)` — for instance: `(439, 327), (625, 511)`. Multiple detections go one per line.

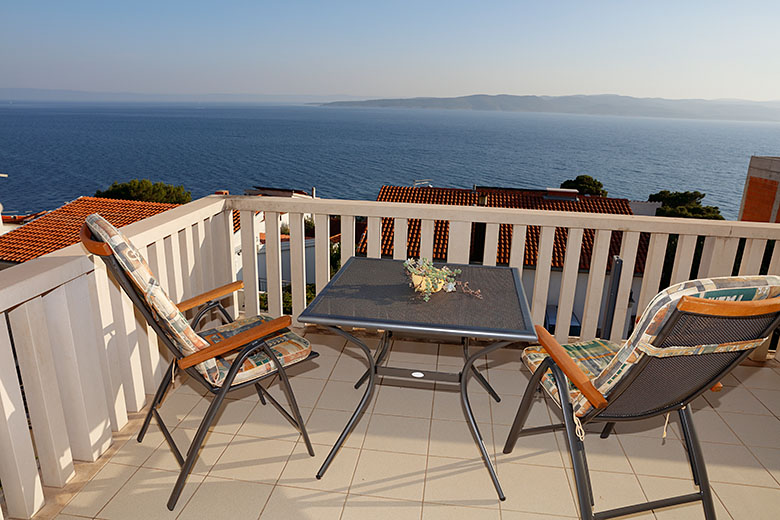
(649, 190), (723, 220)
(95, 179), (192, 204)
(560, 175), (608, 197)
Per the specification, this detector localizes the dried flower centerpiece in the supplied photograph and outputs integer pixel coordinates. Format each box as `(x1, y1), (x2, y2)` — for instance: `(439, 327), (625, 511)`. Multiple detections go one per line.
(403, 258), (482, 302)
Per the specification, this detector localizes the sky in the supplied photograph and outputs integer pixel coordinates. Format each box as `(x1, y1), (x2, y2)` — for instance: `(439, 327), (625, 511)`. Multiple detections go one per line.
(2, 1), (779, 101)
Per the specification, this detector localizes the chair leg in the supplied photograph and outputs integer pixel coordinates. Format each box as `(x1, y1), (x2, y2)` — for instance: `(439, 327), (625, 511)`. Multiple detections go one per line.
(600, 422), (615, 439)
(679, 406), (717, 520)
(503, 361), (549, 453)
(255, 382), (267, 405)
(138, 359), (175, 443)
(167, 383), (231, 511)
(275, 362), (314, 456)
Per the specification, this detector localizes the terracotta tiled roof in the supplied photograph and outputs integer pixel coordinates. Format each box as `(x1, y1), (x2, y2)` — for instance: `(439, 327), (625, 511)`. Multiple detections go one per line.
(356, 186), (648, 273)
(2, 211), (47, 225)
(0, 196), (177, 263)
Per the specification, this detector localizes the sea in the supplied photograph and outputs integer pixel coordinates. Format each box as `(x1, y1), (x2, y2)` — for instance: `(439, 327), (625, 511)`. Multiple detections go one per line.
(2, 103), (780, 219)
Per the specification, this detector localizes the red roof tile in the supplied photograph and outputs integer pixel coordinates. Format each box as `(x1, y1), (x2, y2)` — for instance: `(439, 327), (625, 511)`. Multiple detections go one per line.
(356, 186), (648, 273)
(0, 197), (177, 263)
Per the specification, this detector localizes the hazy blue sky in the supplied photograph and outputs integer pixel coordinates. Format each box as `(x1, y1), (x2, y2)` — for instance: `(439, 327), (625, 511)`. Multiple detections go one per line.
(2, 1), (778, 100)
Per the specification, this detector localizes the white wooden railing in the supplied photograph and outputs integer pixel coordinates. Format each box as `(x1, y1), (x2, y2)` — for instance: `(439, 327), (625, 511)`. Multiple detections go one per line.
(0, 193), (778, 518)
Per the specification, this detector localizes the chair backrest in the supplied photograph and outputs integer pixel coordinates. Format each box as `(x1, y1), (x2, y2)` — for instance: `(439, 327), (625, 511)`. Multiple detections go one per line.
(81, 214), (222, 385)
(587, 275), (780, 419)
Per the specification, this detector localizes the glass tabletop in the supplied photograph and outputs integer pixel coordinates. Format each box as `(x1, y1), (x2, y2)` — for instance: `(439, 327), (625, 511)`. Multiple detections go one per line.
(299, 257), (535, 341)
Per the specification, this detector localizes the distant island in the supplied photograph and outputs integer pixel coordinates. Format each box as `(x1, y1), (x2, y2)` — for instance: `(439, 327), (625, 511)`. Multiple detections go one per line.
(321, 94), (780, 122)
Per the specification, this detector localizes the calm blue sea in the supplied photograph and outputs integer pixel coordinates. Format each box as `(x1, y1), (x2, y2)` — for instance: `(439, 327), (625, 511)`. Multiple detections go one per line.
(2, 103), (780, 219)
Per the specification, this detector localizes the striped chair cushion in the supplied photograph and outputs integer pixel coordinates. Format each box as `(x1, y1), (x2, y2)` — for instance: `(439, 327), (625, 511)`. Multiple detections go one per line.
(199, 315), (312, 386)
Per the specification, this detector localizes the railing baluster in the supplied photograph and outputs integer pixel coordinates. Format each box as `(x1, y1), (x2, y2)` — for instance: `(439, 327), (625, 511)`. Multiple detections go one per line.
(289, 212), (307, 322)
(44, 282), (112, 462)
(483, 223), (500, 266)
(703, 236), (740, 277)
(508, 224), (527, 274)
(179, 226), (195, 299)
(85, 266), (128, 432)
(769, 241), (780, 275)
(367, 216), (382, 258)
(135, 245), (163, 393)
(199, 216), (215, 292)
(8, 297), (75, 487)
(531, 226), (556, 325)
(241, 210), (261, 316)
(163, 233), (184, 303)
(447, 221), (471, 264)
(555, 228), (583, 343)
(314, 213), (331, 292)
(340, 215), (355, 268)
(739, 238), (768, 275)
(637, 233), (668, 315)
(420, 219), (435, 260)
(108, 278), (146, 413)
(0, 314), (45, 519)
(580, 229), (612, 341)
(393, 217), (408, 260)
(610, 231), (640, 341)
(192, 219), (207, 296)
(265, 211), (284, 316)
(670, 234), (698, 285)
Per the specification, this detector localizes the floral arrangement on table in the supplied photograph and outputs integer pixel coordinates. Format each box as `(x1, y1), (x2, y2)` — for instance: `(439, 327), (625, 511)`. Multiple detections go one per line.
(403, 258), (482, 302)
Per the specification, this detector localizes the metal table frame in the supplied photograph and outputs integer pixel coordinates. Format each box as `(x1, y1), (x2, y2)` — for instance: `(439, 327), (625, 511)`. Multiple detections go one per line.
(298, 257), (536, 500)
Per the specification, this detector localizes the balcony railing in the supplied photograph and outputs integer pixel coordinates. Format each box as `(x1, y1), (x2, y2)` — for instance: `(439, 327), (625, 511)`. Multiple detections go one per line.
(0, 193), (778, 518)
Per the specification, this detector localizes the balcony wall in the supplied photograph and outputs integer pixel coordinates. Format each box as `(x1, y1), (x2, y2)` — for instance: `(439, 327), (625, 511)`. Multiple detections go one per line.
(0, 193), (778, 518)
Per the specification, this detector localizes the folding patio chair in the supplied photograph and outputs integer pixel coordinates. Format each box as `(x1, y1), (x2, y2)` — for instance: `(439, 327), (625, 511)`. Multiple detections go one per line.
(81, 214), (317, 510)
(503, 275), (780, 520)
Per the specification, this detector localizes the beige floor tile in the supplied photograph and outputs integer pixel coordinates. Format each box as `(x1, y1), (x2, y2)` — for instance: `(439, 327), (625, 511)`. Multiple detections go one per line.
(329, 348), (371, 382)
(437, 343), (470, 368)
(174, 378), (210, 397)
(731, 366), (780, 390)
(669, 408), (742, 445)
(613, 414), (680, 439)
(224, 377), (276, 403)
(497, 462), (577, 516)
(373, 382), (435, 419)
(484, 369), (529, 396)
(349, 449), (427, 501)
(178, 397), (256, 435)
(700, 441), (778, 487)
(61, 462), (138, 518)
(301, 407), (369, 448)
(619, 435), (691, 478)
(553, 431), (632, 473)
(109, 427), (164, 467)
(748, 445), (780, 484)
(637, 474), (732, 519)
(496, 425), (564, 468)
(237, 403), (312, 442)
(422, 456), (501, 508)
(422, 502), (500, 519)
(177, 476), (273, 519)
(95, 467), (203, 519)
(484, 346), (525, 372)
(303, 332), (348, 354)
(499, 511), (574, 520)
(428, 418), (494, 460)
(363, 413), (431, 455)
(719, 411), (780, 447)
(387, 339), (439, 369)
(316, 379), (368, 412)
(277, 442), (358, 492)
(156, 391), (204, 428)
(749, 388), (780, 417)
(432, 386), (491, 423)
(264, 376), (327, 410)
(208, 435), (296, 483)
(259, 485), (347, 520)
(705, 385), (773, 415)
(53, 514), (91, 520)
(489, 392), (551, 426)
(284, 352), (339, 380)
(341, 494), (422, 520)
(583, 470), (653, 519)
(720, 373), (741, 387)
(712, 481), (780, 519)
(143, 428), (232, 476)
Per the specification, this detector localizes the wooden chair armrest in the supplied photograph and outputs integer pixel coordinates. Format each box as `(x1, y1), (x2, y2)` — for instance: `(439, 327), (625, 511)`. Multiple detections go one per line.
(178, 315), (291, 369)
(177, 281), (245, 312)
(80, 223), (112, 256)
(534, 325), (608, 409)
(710, 382), (723, 392)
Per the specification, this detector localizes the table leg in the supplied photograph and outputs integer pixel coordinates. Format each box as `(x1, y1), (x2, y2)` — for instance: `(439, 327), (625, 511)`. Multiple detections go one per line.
(354, 330), (391, 389)
(461, 340), (511, 501)
(462, 338), (501, 402)
(316, 326), (378, 479)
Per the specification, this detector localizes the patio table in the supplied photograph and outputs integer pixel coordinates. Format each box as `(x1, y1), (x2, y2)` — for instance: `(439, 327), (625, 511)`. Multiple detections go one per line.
(298, 257), (535, 500)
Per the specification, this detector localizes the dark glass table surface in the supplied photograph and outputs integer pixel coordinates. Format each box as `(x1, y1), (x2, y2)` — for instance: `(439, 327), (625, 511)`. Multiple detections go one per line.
(299, 257), (534, 341)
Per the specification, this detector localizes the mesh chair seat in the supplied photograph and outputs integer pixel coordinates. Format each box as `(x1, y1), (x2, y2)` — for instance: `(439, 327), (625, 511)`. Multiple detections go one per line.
(522, 339), (623, 417)
(199, 315), (311, 386)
